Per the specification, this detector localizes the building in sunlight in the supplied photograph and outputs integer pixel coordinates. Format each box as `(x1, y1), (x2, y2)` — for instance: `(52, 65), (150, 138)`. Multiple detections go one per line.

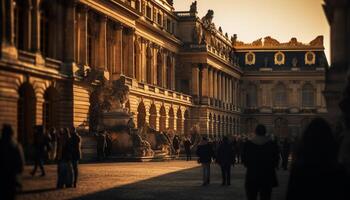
(0, 0), (327, 157)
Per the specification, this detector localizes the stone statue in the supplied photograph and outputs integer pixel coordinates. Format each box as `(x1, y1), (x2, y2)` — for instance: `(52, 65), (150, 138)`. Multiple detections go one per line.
(201, 10), (216, 31)
(132, 132), (154, 157)
(192, 24), (203, 44)
(292, 57), (298, 67)
(231, 34), (237, 45)
(190, 1), (197, 13)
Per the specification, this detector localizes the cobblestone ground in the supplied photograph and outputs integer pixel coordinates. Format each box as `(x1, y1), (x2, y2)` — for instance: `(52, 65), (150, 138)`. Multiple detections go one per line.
(18, 161), (289, 200)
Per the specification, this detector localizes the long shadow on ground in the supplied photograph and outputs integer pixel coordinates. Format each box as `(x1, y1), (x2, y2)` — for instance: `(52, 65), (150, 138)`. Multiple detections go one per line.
(71, 165), (287, 200)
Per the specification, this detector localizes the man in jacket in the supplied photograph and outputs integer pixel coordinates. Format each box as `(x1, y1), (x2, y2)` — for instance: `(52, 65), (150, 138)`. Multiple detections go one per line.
(70, 127), (82, 188)
(196, 136), (214, 186)
(216, 136), (235, 185)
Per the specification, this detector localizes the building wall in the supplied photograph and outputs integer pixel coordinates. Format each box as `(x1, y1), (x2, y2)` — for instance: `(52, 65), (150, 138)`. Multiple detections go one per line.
(0, 0), (327, 151)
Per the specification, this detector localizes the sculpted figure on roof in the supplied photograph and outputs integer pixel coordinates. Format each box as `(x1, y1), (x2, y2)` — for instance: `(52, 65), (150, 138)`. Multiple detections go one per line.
(201, 10), (216, 31)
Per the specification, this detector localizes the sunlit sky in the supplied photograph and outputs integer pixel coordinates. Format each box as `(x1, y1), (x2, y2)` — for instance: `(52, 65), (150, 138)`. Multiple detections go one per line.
(174, 0), (330, 61)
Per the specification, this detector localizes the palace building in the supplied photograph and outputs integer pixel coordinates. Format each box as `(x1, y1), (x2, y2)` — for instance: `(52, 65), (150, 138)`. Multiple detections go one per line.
(0, 0), (327, 153)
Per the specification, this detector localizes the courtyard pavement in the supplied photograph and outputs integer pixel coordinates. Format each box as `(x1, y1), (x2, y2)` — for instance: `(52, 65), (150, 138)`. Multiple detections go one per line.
(18, 161), (289, 200)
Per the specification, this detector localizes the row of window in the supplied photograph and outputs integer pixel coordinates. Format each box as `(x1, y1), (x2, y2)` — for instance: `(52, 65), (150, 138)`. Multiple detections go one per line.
(143, 1), (176, 34)
(245, 51), (316, 66)
(246, 83), (316, 107)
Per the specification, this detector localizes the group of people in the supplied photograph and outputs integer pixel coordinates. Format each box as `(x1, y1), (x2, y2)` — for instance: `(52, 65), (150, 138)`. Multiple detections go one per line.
(0, 124), (82, 200)
(196, 118), (349, 200)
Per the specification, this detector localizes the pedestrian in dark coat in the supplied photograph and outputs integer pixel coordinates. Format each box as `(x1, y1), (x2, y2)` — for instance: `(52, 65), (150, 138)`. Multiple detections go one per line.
(286, 118), (348, 200)
(31, 125), (48, 176)
(183, 137), (192, 161)
(281, 137), (291, 170)
(57, 128), (73, 188)
(196, 137), (214, 186)
(70, 127), (82, 188)
(96, 132), (107, 161)
(244, 124), (279, 200)
(216, 136), (235, 185)
(0, 124), (25, 200)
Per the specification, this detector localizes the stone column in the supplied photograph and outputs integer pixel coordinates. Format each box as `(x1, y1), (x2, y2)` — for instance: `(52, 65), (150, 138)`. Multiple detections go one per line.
(78, 6), (88, 66)
(208, 68), (213, 103)
(192, 64), (200, 103)
(63, 0), (76, 63)
(213, 70), (218, 104)
(218, 72), (222, 105)
(171, 56), (176, 90)
(31, 0), (41, 52)
(98, 16), (107, 70)
(127, 28), (135, 78)
(200, 65), (209, 104)
(114, 24), (123, 77)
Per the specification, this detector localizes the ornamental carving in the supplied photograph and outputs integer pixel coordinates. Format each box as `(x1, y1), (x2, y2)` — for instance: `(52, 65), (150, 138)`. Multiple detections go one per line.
(305, 51), (316, 65)
(190, 1), (197, 13)
(274, 52), (285, 65)
(192, 24), (203, 44)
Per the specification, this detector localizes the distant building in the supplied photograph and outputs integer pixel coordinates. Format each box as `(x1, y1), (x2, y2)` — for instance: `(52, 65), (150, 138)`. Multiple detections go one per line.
(0, 0), (327, 156)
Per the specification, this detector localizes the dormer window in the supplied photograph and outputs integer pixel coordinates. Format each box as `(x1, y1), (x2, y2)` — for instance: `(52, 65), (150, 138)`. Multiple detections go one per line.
(245, 52), (255, 65)
(305, 51), (316, 65)
(274, 51), (285, 65)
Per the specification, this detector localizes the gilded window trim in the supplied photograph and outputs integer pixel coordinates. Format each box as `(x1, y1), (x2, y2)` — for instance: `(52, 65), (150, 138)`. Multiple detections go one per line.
(274, 51), (285, 65)
(305, 51), (316, 65)
(245, 52), (256, 65)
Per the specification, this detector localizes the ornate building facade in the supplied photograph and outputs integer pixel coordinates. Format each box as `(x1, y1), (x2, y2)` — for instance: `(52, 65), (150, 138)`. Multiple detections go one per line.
(235, 36), (328, 137)
(0, 0), (327, 153)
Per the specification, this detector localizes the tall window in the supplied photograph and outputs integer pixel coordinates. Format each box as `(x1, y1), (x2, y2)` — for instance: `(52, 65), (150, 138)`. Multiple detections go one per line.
(156, 52), (162, 86)
(302, 84), (315, 107)
(146, 46), (152, 84)
(40, 9), (50, 57)
(146, 5), (152, 19)
(274, 83), (287, 107)
(246, 83), (257, 107)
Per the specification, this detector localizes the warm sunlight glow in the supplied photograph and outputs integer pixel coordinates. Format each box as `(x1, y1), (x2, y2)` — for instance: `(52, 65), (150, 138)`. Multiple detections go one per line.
(174, 0), (330, 61)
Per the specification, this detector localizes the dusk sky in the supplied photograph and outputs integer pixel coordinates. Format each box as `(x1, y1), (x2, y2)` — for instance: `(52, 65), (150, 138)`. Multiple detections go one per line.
(174, 0), (330, 61)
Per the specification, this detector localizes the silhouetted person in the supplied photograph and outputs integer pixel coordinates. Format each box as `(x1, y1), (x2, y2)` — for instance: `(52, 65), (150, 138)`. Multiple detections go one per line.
(286, 118), (347, 200)
(48, 127), (58, 161)
(31, 126), (48, 176)
(70, 127), (82, 188)
(0, 124), (25, 200)
(281, 137), (291, 170)
(244, 124), (279, 200)
(183, 137), (192, 161)
(96, 131), (107, 161)
(216, 136), (235, 186)
(196, 137), (214, 186)
(57, 128), (73, 188)
(105, 133), (112, 157)
(173, 135), (180, 157)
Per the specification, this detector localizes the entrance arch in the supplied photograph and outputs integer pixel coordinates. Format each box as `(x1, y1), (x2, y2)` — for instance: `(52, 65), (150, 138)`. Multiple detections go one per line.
(17, 82), (36, 158)
(168, 107), (174, 130)
(137, 102), (146, 128)
(176, 108), (182, 134)
(159, 105), (166, 132)
(43, 86), (59, 131)
(149, 104), (157, 130)
(184, 110), (190, 135)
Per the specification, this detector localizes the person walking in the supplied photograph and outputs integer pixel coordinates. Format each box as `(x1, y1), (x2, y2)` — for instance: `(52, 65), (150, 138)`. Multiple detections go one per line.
(281, 137), (291, 170)
(196, 136), (214, 186)
(70, 127), (82, 188)
(216, 136), (235, 186)
(172, 135), (180, 157)
(48, 127), (58, 161)
(96, 131), (107, 161)
(31, 125), (49, 176)
(286, 118), (347, 200)
(56, 128), (73, 188)
(0, 124), (25, 200)
(244, 124), (279, 200)
(183, 137), (192, 161)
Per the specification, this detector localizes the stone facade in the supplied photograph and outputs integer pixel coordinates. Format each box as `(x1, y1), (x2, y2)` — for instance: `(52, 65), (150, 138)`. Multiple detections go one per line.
(235, 36), (328, 137)
(0, 0), (327, 155)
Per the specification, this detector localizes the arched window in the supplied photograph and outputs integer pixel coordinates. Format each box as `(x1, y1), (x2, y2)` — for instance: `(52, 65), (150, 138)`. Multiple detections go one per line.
(302, 84), (315, 107)
(274, 83), (287, 107)
(246, 83), (257, 107)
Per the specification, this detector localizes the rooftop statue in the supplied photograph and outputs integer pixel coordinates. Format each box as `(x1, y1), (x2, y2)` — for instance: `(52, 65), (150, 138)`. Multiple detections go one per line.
(190, 1), (197, 13)
(201, 10), (216, 31)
